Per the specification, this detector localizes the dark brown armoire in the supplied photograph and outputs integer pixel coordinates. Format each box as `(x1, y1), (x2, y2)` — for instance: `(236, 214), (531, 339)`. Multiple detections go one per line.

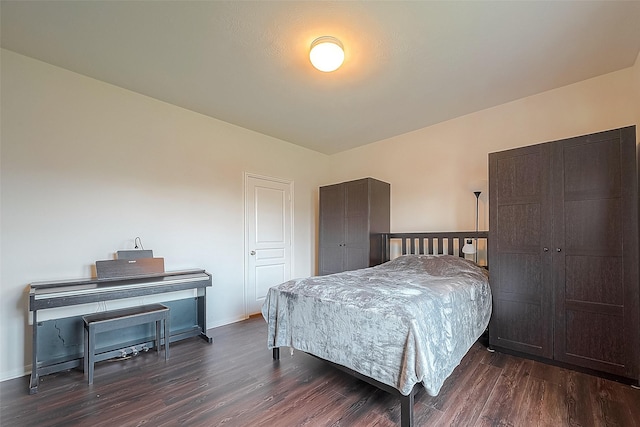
(318, 178), (390, 276)
(489, 126), (639, 382)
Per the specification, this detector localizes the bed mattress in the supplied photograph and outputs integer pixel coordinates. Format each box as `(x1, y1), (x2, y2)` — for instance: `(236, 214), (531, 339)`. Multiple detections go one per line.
(262, 255), (492, 396)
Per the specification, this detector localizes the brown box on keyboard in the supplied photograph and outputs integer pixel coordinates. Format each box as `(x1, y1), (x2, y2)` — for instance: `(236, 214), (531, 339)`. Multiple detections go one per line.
(96, 258), (165, 280)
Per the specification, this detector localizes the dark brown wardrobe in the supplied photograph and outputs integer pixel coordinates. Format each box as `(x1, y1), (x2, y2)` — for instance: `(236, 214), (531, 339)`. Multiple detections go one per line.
(318, 178), (390, 275)
(489, 126), (639, 382)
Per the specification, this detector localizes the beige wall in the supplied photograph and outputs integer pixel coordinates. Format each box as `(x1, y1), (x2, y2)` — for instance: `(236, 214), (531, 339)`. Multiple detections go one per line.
(0, 50), (330, 380)
(330, 64), (639, 234)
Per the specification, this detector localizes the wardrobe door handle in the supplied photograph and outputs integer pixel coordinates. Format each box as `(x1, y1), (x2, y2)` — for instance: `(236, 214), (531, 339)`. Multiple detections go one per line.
(543, 247), (549, 252)
(556, 248), (562, 252)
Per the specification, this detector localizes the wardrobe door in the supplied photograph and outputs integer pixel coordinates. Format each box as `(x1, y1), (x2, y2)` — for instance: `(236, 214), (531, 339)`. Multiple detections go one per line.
(552, 127), (639, 379)
(319, 183), (345, 275)
(489, 144), (554, 358)
(367, 179), (391, 267)
(344, 179), (370, 272)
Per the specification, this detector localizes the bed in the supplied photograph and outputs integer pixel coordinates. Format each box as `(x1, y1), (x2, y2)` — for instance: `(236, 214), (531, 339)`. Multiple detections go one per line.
(261, 232), (490, 427)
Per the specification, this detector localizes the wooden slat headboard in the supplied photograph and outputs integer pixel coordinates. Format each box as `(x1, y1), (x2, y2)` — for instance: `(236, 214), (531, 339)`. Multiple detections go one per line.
(381, 231), (489, 267)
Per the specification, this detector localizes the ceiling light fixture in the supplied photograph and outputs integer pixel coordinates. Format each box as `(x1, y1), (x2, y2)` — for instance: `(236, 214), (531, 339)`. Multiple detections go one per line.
(309, 36), (344, 72)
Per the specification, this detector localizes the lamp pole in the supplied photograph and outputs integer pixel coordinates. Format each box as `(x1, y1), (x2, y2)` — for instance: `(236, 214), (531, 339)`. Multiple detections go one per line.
(474, 191), (481, 263)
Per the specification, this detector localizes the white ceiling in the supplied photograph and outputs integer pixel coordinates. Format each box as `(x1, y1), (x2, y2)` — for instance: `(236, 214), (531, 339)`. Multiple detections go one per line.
(2, 1), (640, 155)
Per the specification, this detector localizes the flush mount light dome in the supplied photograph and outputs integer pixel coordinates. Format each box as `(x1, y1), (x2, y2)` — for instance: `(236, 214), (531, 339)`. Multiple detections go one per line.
(309, 36), (344, 72)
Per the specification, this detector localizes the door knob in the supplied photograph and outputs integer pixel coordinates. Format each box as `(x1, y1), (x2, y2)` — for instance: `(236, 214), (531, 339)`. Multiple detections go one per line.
(556, 248), (562, 252)
(250, 250), (256, 255)
(543, 247), (549, 252)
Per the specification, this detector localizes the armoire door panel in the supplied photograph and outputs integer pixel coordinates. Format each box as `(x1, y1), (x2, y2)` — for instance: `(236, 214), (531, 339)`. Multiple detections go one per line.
(494, 290), (542, 306)
(320, 184), (344, 215)
(496, 253), (542, 297)
(565, 256), (623, 305)
(563, 139), (621, 198)
(564, 309), (625, 371)
(496, 153), (543, 201)
(345, 215), (368, 245)
(564, 199), (622, 254)
(493, 300), (545, 352)
(321, 216), (344, 246)
(319, 246), (344, 275)
(345, 180), (368, 217)
(564, 300), (623, 317)
(496, 204), (541, 252)
(345, 247), (369, 272)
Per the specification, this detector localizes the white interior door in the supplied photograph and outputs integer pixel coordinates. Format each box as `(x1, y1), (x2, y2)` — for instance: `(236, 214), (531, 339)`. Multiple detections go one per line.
(245, 174), (292, 315)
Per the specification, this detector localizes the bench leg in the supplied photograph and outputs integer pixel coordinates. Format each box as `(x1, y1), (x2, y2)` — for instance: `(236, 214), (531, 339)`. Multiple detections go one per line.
(87, 326), (96, 385)
(83, 325), (88, 378)
(156, 319), (161, 355)
(164, 316), (170, 360)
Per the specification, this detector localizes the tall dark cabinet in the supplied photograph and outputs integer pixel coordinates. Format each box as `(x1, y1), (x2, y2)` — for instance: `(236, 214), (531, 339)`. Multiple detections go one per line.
(489, 126), (639, 382)
(319, 178), (390, 276)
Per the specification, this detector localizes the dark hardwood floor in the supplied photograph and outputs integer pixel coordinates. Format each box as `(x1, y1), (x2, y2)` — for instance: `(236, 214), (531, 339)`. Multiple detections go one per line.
(2, 315), (639, 426)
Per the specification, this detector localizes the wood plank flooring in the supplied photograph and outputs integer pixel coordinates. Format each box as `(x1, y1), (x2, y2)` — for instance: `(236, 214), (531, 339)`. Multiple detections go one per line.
(1, 315), (639, 426)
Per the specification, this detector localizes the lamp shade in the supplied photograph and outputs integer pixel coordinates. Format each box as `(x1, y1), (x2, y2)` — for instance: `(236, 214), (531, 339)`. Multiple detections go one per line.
(462, 240), (476, 254)
(309, 36), (344, 72)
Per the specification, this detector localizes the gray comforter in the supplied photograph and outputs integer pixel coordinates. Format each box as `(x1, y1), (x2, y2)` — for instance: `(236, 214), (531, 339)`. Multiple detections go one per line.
(261, 255), (491, 396)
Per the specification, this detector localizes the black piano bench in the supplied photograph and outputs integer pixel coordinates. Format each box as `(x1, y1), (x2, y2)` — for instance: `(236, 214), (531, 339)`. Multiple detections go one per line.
(82, 303), (170, 385)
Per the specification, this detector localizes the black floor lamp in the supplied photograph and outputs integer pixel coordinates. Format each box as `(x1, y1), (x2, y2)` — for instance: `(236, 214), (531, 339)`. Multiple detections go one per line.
(473, 191), (481, 263)
(462, 191), (482, 263)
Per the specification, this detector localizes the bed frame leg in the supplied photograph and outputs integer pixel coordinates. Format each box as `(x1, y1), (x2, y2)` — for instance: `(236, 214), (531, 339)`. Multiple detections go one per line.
(272, 348), (280, 360)
(400, 390), (414, 427)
